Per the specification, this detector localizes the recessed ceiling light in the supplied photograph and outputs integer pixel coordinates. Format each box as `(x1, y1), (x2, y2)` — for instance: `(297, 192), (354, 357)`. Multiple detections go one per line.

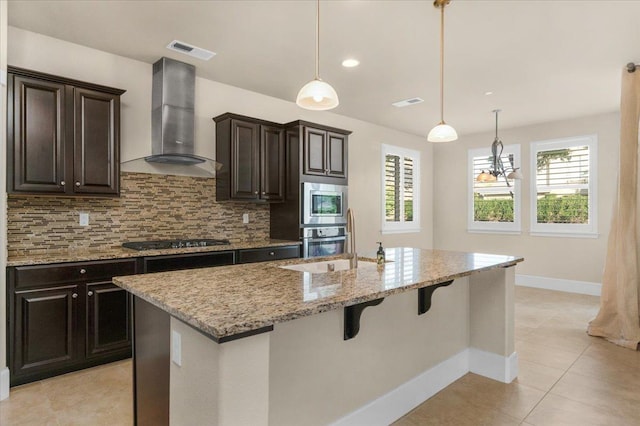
(167, 40), (216, 61)
(484, 91), (494, 96)
(342, 58), (360, 68)
(392, 97), (424, 108)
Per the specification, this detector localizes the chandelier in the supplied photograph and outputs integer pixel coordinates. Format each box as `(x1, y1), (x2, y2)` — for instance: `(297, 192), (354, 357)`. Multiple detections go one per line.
(476, 109), (522, 184)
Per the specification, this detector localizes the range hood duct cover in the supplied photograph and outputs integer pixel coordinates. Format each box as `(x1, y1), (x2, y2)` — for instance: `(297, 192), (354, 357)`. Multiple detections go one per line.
(146, 57), (205, 165)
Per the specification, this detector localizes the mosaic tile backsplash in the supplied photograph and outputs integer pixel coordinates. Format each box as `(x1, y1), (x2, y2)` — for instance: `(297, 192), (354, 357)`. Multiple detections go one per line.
(7, 172), (270, 256)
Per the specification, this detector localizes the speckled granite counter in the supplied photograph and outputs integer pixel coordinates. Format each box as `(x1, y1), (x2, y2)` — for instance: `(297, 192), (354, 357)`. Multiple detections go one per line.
(113, 248), (523, 341)
(6, 239), (300, 266)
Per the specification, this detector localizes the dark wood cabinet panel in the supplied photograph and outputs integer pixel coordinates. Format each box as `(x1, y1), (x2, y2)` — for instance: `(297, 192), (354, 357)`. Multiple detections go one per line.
(214, 113), (285, 202)
(236, 245), (300, 264)
(86, 282), (131, 359)
(74, 88), (120, 195)
(142, 251), (235, 273)
(13, 285), (79, 378)
(8, 75), (67, 193)
(303, 127), (328, 176)
(7, 66), (125, 197)
(231, 119), (260, 200)
(327, 132), (348, 179)
(260, 125), (285, 201)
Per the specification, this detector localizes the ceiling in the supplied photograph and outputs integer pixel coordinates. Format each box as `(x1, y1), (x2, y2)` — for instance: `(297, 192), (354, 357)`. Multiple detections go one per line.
(7, 0), (640, 138)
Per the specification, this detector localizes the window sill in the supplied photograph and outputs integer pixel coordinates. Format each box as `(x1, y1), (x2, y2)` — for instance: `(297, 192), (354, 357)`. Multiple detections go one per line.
(381, 228), (422, 235)
(529, 231), (599, 239)
(467, 229), (521, 235)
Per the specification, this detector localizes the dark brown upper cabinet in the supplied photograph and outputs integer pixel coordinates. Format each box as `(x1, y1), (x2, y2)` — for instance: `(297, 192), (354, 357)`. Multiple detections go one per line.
(7, 66), (125, 197)
(214, 113), (285, 202)
(286, 120), (350, 185)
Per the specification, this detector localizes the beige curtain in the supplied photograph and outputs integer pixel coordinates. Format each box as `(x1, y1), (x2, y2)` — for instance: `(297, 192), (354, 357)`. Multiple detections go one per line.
(587, 67), (640, 350)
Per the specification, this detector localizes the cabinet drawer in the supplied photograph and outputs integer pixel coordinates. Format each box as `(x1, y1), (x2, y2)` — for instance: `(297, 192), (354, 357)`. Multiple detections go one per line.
(237, 245), (300, 264)
(14, 259), (137, 289)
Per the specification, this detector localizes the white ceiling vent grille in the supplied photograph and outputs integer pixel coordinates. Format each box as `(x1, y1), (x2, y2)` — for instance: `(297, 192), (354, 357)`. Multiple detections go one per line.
(392, 97), (424, 108)
(166, 40), (216, 61)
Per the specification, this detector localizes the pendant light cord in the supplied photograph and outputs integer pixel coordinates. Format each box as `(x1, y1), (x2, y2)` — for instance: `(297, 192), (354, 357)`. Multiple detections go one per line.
(439, 2), (445, 124)
(315, 0), (320, 80)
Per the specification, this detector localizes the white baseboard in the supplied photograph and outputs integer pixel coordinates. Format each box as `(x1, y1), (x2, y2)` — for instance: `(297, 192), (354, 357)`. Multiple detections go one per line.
(330, 350), (469, 426)
(331, 348), (517, 425)
(0, 367), (9, 401)
(469, 348), (518, 383)
(516, 274), (601, 296)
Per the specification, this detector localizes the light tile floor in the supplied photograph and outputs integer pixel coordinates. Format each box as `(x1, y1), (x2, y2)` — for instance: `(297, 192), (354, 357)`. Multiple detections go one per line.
(1, 287), (638, 425)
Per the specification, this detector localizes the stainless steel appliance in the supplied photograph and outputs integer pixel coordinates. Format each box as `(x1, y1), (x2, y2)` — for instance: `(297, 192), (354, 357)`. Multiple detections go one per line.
(302, 226), (346, 258)
(302, 182), (348, 225)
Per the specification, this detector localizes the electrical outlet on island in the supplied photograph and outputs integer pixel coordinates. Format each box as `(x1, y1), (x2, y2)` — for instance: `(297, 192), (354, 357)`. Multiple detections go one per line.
(242, 213), (249, 224)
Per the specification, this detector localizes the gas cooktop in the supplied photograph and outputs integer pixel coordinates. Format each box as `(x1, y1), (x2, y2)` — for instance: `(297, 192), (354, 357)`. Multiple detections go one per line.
(122, 238), (231, 251)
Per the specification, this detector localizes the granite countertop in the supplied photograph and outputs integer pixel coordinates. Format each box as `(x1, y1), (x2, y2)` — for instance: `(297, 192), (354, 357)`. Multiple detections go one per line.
(6, 239), (301, 267)
(113, 248), (523, 342)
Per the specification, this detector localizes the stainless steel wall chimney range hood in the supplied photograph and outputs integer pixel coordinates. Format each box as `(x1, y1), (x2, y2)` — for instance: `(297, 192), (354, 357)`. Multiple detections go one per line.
(145, 57), (206, 165)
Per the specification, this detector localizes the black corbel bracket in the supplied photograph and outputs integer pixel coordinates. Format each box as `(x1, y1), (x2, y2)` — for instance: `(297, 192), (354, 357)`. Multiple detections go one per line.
(418, 280), (454, 315)
(344, 298), (384, 340)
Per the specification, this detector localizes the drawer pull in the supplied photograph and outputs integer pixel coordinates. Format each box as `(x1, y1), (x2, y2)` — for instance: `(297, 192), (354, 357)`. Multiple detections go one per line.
(80, 269), (87, 274)
(61, 181), (66, 186)
(75, 181), (81, 187)
(72, 293), (78, 299)
(269, 252), (275, 256)
(87, 291), (93, 297)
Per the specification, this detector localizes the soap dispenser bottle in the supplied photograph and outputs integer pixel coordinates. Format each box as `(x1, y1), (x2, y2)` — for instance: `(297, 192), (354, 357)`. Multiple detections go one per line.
(376, 242), (385, 265)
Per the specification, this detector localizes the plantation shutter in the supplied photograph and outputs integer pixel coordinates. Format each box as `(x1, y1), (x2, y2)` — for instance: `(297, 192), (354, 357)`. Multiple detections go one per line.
(385, 154), (415, 223)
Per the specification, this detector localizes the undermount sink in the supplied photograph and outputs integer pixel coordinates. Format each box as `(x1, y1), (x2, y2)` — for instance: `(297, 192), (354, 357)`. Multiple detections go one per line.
(280, 258), (377, 274)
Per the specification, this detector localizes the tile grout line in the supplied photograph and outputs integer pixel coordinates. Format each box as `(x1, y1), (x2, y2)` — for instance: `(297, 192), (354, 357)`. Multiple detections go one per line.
(519, 341), (594, 425)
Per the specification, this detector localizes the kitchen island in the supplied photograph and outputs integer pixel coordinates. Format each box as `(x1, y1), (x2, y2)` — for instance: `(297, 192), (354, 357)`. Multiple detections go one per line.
(114, 248), (523, 426)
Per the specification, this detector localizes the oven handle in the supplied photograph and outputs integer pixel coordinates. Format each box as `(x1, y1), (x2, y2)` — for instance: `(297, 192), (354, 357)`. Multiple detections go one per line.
(304, 236), (347, 243)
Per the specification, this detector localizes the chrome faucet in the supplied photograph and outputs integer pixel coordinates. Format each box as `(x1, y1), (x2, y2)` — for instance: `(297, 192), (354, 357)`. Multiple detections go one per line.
(346, 208), (357, 269)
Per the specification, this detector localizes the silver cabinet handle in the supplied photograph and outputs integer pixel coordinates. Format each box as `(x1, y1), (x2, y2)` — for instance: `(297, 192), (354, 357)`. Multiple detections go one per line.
(269, 251), (275, 256)
(262, 192), (266, 195)
(87, 291), (93, 297)
(75, 182), (81, 187)
(61, 181), (66, 186)
(72, 293), (78, 299)
(80, 268), (86, 274)
(254, 191), (258, 195)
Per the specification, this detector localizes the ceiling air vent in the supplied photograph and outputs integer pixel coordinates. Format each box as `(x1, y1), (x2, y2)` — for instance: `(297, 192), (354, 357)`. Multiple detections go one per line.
(392, 97), (424, 108)
(166, 40), (216, 61)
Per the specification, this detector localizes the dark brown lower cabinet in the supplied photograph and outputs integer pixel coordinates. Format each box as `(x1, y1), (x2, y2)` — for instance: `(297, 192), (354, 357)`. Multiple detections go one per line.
(13, 285), (80, 379)
(86, 282), (131, 359)
(8, 259), (137, 386)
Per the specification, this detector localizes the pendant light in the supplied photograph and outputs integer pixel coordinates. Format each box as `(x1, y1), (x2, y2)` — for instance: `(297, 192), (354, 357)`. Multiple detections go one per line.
(476, 109), (522, 184)
(296, 0), (339, 110)
(427, 0), (457, 142)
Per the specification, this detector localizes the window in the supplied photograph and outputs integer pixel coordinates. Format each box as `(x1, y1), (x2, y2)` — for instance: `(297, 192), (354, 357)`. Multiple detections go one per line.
(382, 144), (420, 233)
(468, 145), (521, 233)
(530, 135), (597, 237)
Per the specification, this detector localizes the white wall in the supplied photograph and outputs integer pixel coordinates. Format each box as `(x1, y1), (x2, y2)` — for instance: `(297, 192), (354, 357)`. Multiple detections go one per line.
(433, 112), (619, 284)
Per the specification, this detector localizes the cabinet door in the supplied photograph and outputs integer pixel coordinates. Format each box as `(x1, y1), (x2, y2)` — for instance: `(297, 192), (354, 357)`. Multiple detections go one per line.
(303, 127), (328, 176)
(13, 285), (80, 377)
(86, 282), (131, 359)
(327, 132), (348, 179)
(260, 125), (285, 201)
(9, 75), (67, 194)
(231, 119), (260, 199)
(73, 88), (120, 195)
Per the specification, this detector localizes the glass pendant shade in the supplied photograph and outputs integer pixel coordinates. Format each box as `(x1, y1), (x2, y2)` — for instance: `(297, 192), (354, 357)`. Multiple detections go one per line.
(296, 78), (339, 110)
(507, 168), (523, 180)
(427, 123), (458, 143)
